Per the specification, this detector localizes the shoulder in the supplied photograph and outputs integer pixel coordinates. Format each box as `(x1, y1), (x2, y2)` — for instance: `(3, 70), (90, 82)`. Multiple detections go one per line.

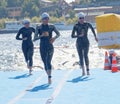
(48, 23), (55, 28)
(48, 23), (57, 30)
(20, 27), (25, 30)
(18, 27), (25, 32)
(74, 22), (79, 26)
(84, 22), (91, 26)
(48, 23), (54, 26)
(29, 27), (35, 29)
(36, 23), (42, 29)
(73, 23), (79, 28)
(29, 27), (35, 32)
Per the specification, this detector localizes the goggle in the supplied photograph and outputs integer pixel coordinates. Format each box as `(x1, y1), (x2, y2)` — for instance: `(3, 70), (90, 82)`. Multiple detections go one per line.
(24, 22), (30, 24)
(42, 17), (49, 20)
(79, 17), (84, 19)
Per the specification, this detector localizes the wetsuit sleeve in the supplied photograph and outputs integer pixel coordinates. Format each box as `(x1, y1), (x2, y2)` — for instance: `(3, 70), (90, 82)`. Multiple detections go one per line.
(32, 27), (35, 33)
(33, 26), (40, 41)
(53, 25), (60, 39)
(71, 25), (78, 38)
(16, 29), (22, 40)
(88, 23), (97, 38)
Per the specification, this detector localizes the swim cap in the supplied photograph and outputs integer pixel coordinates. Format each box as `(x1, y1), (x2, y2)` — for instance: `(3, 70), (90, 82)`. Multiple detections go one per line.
(41, 12), (50, 19)
(78, 12), (85, 18)
(22, 19), (30, 25)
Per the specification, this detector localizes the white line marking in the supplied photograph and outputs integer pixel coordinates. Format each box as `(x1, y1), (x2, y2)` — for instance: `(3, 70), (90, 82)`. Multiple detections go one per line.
(45, 70), (73, 104)
(8, 73), (45, 104)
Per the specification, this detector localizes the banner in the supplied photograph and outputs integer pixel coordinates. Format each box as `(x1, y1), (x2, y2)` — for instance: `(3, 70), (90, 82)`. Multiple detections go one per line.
(96, 13), (120, 49)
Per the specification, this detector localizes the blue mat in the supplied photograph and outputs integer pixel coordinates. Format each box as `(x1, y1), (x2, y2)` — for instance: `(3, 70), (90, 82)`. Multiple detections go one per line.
(0, 69), (120, 104)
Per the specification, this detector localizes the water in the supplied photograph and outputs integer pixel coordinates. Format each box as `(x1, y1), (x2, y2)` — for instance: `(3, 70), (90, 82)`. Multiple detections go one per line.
(0, 30), (104, 71)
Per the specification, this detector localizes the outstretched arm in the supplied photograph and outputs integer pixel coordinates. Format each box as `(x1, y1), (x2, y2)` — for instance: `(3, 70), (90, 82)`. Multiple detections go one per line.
(89, 23), (98, 42)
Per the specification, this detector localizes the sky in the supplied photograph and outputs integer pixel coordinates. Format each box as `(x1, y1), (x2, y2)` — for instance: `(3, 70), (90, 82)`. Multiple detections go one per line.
(65, 0), (75, 3)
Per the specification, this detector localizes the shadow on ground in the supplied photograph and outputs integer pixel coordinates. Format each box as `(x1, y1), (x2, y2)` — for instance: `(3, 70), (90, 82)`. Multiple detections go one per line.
(9, 74), (31, 79)
(27, 84), (52, 92)
(67, 76), (94, 83)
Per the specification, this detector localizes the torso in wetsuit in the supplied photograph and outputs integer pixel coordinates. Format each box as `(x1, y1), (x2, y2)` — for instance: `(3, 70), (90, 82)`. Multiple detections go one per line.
(16, 27), (35, 46)
(37, 24), (59, 48)
(72, 22), (94, 47)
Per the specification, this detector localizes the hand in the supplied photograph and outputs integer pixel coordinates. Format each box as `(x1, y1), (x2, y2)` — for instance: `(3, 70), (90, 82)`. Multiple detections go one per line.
(42, 32), (49, 37)
(78, 34), (84, 37)
(22, 37), (27, 40)
(50, 38), (55, 44)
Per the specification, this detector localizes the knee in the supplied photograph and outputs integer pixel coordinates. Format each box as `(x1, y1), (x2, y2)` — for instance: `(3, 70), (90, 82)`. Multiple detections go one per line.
(84, 54), (88, 58)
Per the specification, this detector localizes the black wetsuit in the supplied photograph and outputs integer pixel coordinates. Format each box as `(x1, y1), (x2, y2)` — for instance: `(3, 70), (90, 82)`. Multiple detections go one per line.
(16, 27), (35, 67)
(34, 24), (60, 70)
(71, 22), (96, 69)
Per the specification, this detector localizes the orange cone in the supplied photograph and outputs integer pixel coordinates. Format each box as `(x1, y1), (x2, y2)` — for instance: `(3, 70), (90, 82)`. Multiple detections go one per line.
(111, 53), (119, 72)
(104, 51), (111, 70)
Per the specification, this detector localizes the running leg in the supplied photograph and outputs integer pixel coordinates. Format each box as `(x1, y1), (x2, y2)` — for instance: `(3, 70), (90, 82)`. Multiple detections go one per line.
(76, 44), (85, 75)
(84, 46), (90, 75)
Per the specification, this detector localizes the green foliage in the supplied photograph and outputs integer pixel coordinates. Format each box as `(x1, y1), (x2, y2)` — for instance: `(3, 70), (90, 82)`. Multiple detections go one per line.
(0, 18), (16, 29)
(7, 0), (23, 7)
(0, 0), (7, 18)
(0, 19), (5, 29)
(0, 0), (7, 7)
(0, 0), (119, 23)
(31, 16), (40, 23)
(0, 7), (7, 18)
(68, 10), (76, 19)
(22, 0), (40, 18)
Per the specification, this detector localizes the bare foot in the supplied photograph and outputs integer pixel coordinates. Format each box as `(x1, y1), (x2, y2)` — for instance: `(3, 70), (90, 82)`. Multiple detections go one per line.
(29, 69), (33, 75)
(87, 71), (90, 75)
(28, 66), (33, 75)
(48, 78), (52, 84)
(82, 72), (85, 76)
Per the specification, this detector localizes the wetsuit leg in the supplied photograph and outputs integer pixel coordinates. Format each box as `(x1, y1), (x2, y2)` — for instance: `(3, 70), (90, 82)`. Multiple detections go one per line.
(83, 46), (89, 71)
(76, 43), (84, 66)
(46, 48), (54, 70)
(27, 45), (34, 67)
(40, 46), (48, 70)
(22, 43), (28, 63)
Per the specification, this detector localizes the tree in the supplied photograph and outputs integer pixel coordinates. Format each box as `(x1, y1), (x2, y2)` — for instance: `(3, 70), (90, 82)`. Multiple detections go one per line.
(68, 10), (75, 19)
(22, 0), (40, 18)
(0, 0), (7, 18)
(7, 0), (24, 7)
(0, 0), (7, 7)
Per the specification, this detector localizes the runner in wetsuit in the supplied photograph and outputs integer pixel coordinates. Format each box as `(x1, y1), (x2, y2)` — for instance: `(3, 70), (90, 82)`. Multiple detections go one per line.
(16, 19), (35, 75)
(33, 12), (60, 84)
(71, 12), (98, 75)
